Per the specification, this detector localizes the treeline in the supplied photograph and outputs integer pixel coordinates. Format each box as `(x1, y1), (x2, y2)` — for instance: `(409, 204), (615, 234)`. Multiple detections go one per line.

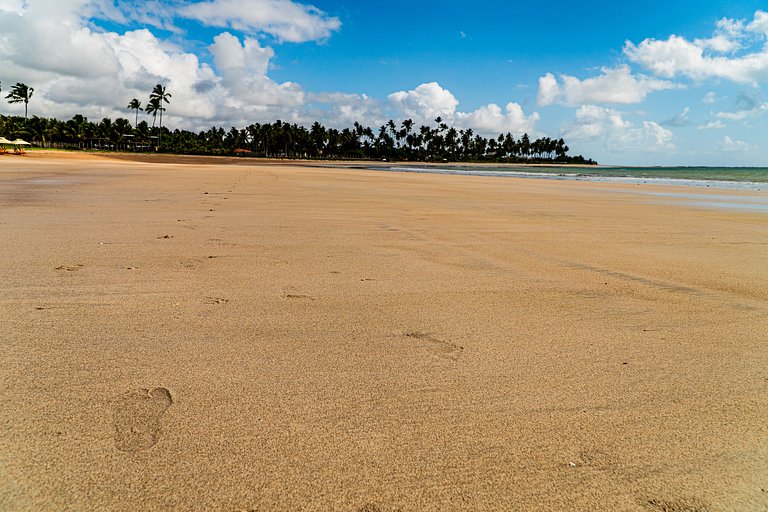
(0, 114), (597, 164)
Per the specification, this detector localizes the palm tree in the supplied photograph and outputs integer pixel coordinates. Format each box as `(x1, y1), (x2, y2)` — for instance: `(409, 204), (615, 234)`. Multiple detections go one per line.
(144, 98), (160, 148)
(127, 98), (141, 128)
(149, 84), (171, 148)
(6, 82), (34, 119)
(144, 97), (159, 128)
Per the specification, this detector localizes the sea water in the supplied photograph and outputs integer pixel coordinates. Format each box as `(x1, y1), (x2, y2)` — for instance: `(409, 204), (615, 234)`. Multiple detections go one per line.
(374, 165), (768, 191)
(362, 164), (768, 212)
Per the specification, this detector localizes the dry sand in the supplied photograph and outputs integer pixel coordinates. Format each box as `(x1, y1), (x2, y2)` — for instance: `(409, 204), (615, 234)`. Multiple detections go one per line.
(1, 152), (767, 511)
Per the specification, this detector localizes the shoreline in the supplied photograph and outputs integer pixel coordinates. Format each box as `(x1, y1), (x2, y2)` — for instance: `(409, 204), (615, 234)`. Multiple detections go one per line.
(365, 164), (768, 191)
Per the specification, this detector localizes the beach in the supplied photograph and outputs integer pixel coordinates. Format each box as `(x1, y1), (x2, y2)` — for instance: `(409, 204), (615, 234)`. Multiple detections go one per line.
(1, 152), (767, 511)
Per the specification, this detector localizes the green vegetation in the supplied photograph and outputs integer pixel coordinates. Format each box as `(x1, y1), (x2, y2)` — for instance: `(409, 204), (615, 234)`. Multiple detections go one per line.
(0, 82), (596, 164)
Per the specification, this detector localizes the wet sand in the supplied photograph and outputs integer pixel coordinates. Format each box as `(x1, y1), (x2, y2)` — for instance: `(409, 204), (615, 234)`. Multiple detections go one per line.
(1, 152), (767, 511)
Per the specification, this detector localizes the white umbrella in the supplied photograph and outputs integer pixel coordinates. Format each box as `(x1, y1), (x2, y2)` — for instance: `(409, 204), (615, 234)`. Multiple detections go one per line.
(11, 139), (30, 145)
(0, 137), (12, 144)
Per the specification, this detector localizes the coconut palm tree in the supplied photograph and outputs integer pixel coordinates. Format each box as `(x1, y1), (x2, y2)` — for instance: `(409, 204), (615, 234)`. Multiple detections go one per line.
(127, 98), (141, 128)
(144, 97), (159, 128)
(6, 82), (34, 119)
(149, 84), (171, 148)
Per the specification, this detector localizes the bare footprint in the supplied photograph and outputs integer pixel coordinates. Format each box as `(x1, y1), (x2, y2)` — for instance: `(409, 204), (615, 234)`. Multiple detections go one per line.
(55, 264), (83, 272)
(359, 503), (402, 512)
(403, 331), (464, 361)
(113, 388), (173, 452)
(642, 497), (709, 512)
(285, 294), (315, 300)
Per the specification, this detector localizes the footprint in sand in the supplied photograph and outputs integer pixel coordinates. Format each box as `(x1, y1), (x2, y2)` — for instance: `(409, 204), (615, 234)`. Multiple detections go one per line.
(359, 504), (402, 512)
(285, 294), (315, 300)
(403, 331), (464, 361)
(113, 388), (173, 452)
(55, 264), (83, 272)
(642, 497), (709, 512)
(205, 296), (229, 304)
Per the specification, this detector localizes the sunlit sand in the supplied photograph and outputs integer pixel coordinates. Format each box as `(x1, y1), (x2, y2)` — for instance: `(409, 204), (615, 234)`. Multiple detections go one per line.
(1, 152), (767, 511)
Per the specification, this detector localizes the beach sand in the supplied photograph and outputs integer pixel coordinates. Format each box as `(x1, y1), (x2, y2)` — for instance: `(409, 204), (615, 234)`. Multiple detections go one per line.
(1, 152), (767, 511)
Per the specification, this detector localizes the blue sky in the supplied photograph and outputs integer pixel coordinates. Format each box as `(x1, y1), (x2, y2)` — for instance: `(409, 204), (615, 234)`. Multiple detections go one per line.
(1, 0), (768, 165)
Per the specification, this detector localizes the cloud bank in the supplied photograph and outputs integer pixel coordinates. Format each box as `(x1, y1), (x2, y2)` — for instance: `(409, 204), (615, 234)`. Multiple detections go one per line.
(0, 1), (539, 136)
(537, 66), (678, 106)
(625, 10), (768, 84)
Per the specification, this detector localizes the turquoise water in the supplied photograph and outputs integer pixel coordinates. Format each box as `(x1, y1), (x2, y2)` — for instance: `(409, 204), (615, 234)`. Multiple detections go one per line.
(395, 165), (768, 183)
(546, 166), (768, 183)
(375, 165), (768, 190)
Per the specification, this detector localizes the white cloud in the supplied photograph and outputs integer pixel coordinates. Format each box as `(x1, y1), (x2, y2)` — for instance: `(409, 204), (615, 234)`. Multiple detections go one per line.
(536, 66), (678, 106)
(0, 2), (314, 127)
(388, 82), (459, 121)
(455, 102), (540, 135)
(715, 105), (768, 120)
(715, 91), (768, 120)
(747, 10), (768, 35)
(625, 10), (768, 84)
(536, 73), (560, 106)
(209, 32), (303, 108)
(662, 106), (690, 127)
(388, 82), (539, 135)
(564, 105), (674, 151)
(176, 0), (341, 43)
(0, 0), (541, 137)
(702, 91), (717, 104)
(693, 17), (747, 53)
(305, 92), (385, 129)
(697, 120), (725, 130)
(718, 17), (747, 37)
(718, 136), (751, 151)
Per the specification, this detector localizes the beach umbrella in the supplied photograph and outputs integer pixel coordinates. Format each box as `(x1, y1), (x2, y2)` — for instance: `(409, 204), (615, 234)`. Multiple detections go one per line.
(11, 139), (30, 145)
(0, 137), (12, 144)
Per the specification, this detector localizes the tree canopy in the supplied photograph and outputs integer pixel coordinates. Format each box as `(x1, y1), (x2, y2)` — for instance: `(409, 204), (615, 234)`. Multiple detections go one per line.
(0, 112), (596, 164)
(0, 82), (594, 163)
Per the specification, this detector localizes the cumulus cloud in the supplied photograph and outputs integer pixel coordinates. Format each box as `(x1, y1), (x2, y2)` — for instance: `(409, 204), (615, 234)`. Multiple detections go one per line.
(697, 120), (725, 130)
(718, 136), (751, 151)
(625, 10), (768, 84)
(0, 2), (537, 137)
(702, 91), (718, 104)
(177, 0), (341, 43)
(564, 105), (674, 151)
(747, 10), (768, 35)
(662, 107), (690, 127)
(715, 105), (768, 121)
(536, 66), (678, 106)
(388, 82), (539, 135)
(209, 32), (303, 108)
(305, 92), (385, 128)
(714, 91), (768, 121)
(536, 73), (559, 106)
(388, 82), (459, 121)
(455, 102), (540, 135)
(0, 1), (322, 126)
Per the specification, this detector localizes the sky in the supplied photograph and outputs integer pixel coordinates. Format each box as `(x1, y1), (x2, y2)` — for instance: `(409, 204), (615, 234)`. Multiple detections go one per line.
(1, 0), (768, 165)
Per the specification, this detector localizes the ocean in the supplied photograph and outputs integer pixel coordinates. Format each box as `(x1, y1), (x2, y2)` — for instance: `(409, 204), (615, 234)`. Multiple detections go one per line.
(373, 165), (768, 191)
